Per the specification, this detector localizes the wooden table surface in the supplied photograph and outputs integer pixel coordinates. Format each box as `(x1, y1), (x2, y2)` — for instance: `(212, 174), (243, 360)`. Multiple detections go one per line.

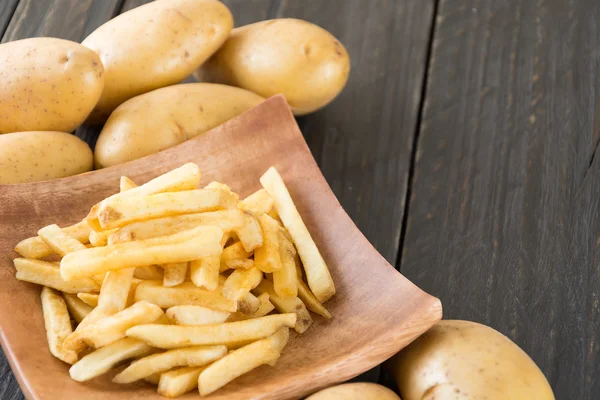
(1, 0), (598, 399)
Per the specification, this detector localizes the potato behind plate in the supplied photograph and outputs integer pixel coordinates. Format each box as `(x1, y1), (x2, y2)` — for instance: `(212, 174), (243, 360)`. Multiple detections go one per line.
(82, 0), (233, 122)
(94, 83), (264, 168)
(197, 18), (350, 115)
(306, 383), (401, 400)
(0, 38), (104, 134)
(0, 131), (93, 184)
(388, 320), (555, 400)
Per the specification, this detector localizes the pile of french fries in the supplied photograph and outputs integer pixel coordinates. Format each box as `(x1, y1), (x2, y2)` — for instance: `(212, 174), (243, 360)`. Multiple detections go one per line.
(13, 163), (335, 397)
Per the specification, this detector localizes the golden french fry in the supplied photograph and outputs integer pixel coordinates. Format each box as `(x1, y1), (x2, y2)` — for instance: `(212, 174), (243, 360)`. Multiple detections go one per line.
(60, 226), (223, 280)
(109, 210), (245, 245)
(126, 278), (142, 307)
(134, 265), (164, 280)
(41, 287), (78, 364)
(76, 301), (164, 348)
(158, 366), (204, 398)
(197, 327), (289, 396)
(239, 189), (274, 215)
(113, 345), (227, 384)
(88, 229), (115, 247)
(238, 292), (261, 315)
(254, 214), (283, 273)
(14, 258), (100, 293)
(219, 258), (255, 273)
(273, 230), (299, 298)
(166, 305), (230, 325)
(145, 373), (161, 385)
(62, 293), (93, 323)
(267, 208), (280, 221)
(135, 281), (237, 312)
(15, 220), (91, 259)
(38, 224), (87, 256)
(120, 176), (137, 192)
(189, 251), (221, 291)
(97, 189), (238, 230)
(97, 268), (134, 314)
(87, 163), (202, 231)
(163, 262), (188, 287)
(77, 293), (98, 307)
(127, 313), (296, 349)
(220, 241), (253, 272)
(260, 167), (335, 302)
(235, 211), (263, 252)
(69, 337), (154, 382)
(204, 181), (240, 202)
(222, 267), (263, 301)
(228, 293), (274, 322)
(253, 279), (312, 333)
(297, 278), (332, 319)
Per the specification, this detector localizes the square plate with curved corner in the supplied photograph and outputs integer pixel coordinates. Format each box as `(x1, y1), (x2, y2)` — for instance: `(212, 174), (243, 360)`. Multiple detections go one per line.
(0, 95), (442, 399)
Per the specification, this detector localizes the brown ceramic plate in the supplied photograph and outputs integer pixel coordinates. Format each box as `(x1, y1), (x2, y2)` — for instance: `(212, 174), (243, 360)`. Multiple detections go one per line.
(0, 95), (442, 399)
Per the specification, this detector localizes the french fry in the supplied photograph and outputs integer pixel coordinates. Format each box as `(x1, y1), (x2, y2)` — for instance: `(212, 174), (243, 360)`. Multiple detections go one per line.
(220, 242), (253, 272)
(260, 167), (335, 302)
(109, 210), (245, 244)
(134, 265), (164, 280)
(38, 224), (87, 256)
(235, 212), (263, 252)
(254, 214), (283, 273)
(297, 279), (332, 319)
(239, 189), (274, 215)
(158, 366), (204, 398)
(69, 337), (154, 382)
(15, 220), (91, 259)
(120, 176), (137, 192)
(97, 268), (135, 313)
(220, 258), (254, 273)
(113, 345), (227, 384)
(145, 373), (161, 385)
(62, 293), (93, 323)
(163, 262), (188, 287)
(272, 230), (299, 298)
(253, 279), (312, 333)
(222, 267), (263, 301)
(228, 293), (274, 322)
(77, 293), (98, 307)
(189, 251), (221, 291)
(197, 327), (289, 396)
(238, 292), (261, 315)
(87, 163), (201, 231)
(89, 229), (115, 247)
(204, 181), (240, 202)
(135, 281), (237, 312)
(75, 301), (164, 348)
(97, 189), (238, 230)
(166, 305), (230, 325)
(126, 313), (296, 349)
(60, 226), (223, 280)
(127, 278), (142, 307)
(14, 258), (100, 293)
(41, 287), (78, 364)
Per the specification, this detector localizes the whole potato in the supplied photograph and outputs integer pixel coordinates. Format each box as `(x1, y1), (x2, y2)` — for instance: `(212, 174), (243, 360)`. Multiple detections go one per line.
(197, 18), (350, 115)
(0, 38), (104, 134)
(94, 83), (264, 168)
(0, 131), (93, 184)
(388, 320), (555, 400)
(82, 0), (233, 122)
(306, 383), (401, 400)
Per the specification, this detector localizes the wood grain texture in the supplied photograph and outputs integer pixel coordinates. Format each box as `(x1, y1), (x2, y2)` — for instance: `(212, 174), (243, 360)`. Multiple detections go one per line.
(0, 96), (441, 399)
(401, 0), (600, 398)
(0, 0), (19, 38)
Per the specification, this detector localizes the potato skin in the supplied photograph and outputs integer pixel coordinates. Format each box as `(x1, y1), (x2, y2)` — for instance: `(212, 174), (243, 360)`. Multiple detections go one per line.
(306, 383), (401, 400)
(0, 131), (93, 184)
(0, 38), (104, 134)
(197, 18), (350, 115)
(388, 320), (555, 400)
(94, 83), (264, 168)
(82, 0), (233, 122)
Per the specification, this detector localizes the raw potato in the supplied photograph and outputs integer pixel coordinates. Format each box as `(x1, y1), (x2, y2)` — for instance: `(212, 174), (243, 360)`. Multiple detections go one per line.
(306, 383), (401, 400)
(82, 0), (233, 122)
(388, 320), (555, 400)
(0, 38), (104, 134)
(0, 132), (93, 184)
(94, 83), (264, 168)
(197, 19), (350, 115)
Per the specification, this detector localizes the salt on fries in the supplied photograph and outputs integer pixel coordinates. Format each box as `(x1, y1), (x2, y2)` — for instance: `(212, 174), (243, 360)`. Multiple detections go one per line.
(12, 163), (335, 397)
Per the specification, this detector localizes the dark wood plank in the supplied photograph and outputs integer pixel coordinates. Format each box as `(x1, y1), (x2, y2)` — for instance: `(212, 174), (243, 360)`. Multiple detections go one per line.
(0, 0), (19, 37)
(402, 0), (600, 398)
